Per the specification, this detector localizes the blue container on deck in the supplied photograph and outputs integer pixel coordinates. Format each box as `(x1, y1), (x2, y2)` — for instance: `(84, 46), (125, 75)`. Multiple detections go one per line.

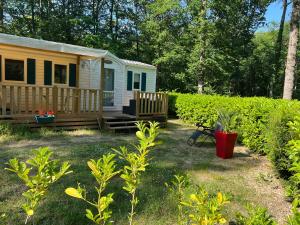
(35, 115), (55, 124)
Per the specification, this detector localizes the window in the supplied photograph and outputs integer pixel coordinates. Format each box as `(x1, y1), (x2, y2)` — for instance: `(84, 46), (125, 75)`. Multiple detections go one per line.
(104, 68), (114, 91)
(54, 64), (67, 84)
(134, 73), (140, 90)
(5, 59), (24, 81)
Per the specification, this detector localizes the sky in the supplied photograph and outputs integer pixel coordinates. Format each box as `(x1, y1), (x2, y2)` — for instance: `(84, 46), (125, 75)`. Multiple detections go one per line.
(259, 1), (292, 31)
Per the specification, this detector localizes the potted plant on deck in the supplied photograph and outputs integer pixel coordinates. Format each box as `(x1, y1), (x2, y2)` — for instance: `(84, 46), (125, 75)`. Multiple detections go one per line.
(215, 109), (238, 159)
(35, 110), (55, 124)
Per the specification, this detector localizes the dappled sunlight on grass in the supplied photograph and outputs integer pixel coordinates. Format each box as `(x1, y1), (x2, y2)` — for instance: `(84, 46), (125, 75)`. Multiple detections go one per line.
(0, 120), (291, 225)
(64, 129), (99, 137)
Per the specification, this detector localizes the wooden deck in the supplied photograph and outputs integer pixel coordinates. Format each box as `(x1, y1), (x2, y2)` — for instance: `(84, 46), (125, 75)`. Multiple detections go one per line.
(0, 85), (168, 130)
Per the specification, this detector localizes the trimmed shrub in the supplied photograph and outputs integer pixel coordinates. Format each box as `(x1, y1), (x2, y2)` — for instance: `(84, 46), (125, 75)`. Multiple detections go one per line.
(169, 93), (300, 201)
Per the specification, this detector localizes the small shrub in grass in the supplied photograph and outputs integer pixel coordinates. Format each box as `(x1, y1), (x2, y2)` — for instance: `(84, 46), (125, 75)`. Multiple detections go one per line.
(66, 121), (160, 225)
(0, 122), (13, 135)
(166, 175), (229, 225)
(5, 147), (72, 224)
(165, 175), (190, 225)
(113, 121), (159, 225)
(181, 188), (229, 224)
(65, 153), (120, 225)
(234, 205), (277, 225)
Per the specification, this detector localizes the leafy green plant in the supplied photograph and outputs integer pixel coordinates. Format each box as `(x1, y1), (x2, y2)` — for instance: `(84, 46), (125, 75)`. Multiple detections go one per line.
(113, 121), (159, 225)
(285, 116), (300, 204)
(235, 205), (277, 225)
(165, 175), (190, 225)
(287, 200), (300, 225)
(181, 188), (229, 225)
(217, 109), (239, 133)
(65, 153), (120, 225)
(5, 147), (71, 224)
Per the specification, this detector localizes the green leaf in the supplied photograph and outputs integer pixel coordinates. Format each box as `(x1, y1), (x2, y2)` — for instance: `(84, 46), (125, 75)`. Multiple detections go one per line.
(65, 188), (83, 199)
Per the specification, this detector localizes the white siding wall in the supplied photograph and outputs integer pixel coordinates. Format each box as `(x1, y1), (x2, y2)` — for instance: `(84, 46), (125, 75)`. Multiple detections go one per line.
(123, 66), (157, 106)
(104, 61), (123, 111)
(79, 58), (124, 111)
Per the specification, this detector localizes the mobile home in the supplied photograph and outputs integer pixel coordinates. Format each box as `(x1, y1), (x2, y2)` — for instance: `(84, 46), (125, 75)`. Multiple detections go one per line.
(0, 33), (167, 129)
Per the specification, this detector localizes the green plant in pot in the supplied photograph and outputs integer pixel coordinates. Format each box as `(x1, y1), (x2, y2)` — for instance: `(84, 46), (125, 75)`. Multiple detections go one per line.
(215, 109), (238, 159)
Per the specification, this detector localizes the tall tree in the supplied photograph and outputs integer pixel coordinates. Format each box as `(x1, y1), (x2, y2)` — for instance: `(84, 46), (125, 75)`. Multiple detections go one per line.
(0, 0), (4, 32)
(270, 0), (289, 97)
(283, 0), (300, 99)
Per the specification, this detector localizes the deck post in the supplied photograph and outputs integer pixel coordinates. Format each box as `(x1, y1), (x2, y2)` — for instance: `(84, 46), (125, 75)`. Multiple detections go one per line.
(99, 57), (105, 118)
(136, 91), (140, 118)
(165, 93), (168, 117)
(74, 55), (81, 113)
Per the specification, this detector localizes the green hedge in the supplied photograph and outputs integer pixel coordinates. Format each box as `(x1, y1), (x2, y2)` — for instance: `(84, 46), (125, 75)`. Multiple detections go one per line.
(169, 92), (300, 202)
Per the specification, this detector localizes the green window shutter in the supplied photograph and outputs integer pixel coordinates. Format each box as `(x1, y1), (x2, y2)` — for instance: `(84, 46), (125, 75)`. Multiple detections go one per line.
(141, 72), (146, 91)
(127, 71), (133, 91)
(27, 58), (36, 84)
(69, 63), (77, 87)
(44, 60), (52, 85)
(0, 55), (2, 82)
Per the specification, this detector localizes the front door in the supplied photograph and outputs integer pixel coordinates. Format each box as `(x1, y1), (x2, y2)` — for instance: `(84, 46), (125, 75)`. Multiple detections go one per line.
(104, 68), (114, 106)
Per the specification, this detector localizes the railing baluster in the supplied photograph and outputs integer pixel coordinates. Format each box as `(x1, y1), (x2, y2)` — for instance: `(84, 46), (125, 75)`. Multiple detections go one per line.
(32, 87), (36, 114)
(1, 85), (6, 116)
(78, 89), (82, 114)
(66, 88), (70, 113)
(60, 88), (64, 113)
(38, 87), (42, 113)
(52, 86), (58, 113)
(16, 86), (21, 114)
(83, 89), (86, 112)
(45, 87), (49, 112)
(10, 86), (14, 115)
(99, 90), (103, 115)
(72, 89), (77, 114)
(92, 91), (96, 113)
(24, 86), (28, 114)
(88, 90), (92, 113)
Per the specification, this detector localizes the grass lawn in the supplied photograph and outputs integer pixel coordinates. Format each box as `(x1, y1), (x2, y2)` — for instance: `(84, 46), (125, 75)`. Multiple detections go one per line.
(0, 120), (291, 225)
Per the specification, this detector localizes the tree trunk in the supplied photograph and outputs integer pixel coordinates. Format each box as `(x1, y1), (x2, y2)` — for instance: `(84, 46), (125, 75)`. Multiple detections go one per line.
(110, 0), (114, 40)
(0, 0), (4, 32)
(197, 0), (207, 94)
(30, 0), (36, 36)
(198, 80), (204, 94)
(283, 0), (300, 99)
(270, 0), (288, 97)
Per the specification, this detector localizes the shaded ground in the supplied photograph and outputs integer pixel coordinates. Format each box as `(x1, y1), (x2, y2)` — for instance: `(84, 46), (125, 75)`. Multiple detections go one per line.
(0, 120), (291, 224)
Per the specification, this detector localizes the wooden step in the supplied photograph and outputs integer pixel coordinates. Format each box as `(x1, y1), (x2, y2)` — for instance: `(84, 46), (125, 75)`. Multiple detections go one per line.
(105, 121), (138, 125)
(29, 121), (98, 128)
(107, 125), (137, 130)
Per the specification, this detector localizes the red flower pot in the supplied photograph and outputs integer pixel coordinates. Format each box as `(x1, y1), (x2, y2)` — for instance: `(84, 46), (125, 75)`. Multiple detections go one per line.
(215, 131), (238, 159)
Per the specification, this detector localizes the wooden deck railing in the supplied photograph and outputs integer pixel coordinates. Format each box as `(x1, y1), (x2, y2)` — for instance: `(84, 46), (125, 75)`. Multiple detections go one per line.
(0, 84), (103, 117)
(134, 91), (168, 117)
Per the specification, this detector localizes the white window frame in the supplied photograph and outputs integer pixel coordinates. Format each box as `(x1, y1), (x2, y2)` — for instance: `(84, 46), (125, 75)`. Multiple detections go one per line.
(53, 63), (69, 86)
(2, 57), (27, 84)
(133, 72), (141, 90)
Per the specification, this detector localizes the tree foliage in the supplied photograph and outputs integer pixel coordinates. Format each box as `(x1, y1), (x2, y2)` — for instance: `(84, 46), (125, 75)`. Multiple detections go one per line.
(2, 0), (297, 97)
